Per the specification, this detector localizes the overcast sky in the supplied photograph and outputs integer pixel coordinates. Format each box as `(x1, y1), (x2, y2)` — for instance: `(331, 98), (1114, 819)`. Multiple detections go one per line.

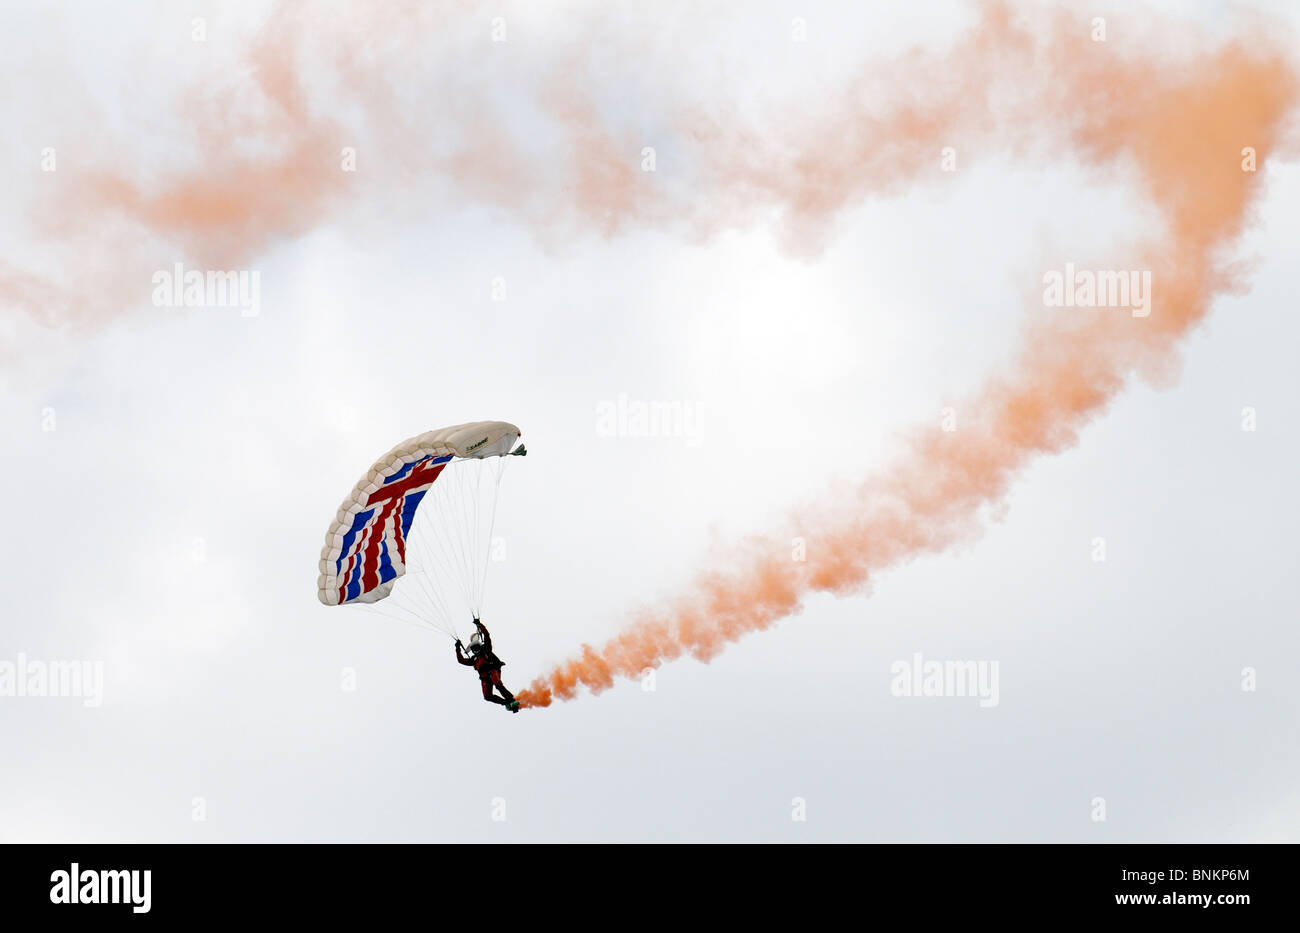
(2, 0), (1298, 842)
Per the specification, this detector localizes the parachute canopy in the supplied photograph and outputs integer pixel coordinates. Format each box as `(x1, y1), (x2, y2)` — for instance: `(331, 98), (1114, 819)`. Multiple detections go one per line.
(318, 421), (523, 637)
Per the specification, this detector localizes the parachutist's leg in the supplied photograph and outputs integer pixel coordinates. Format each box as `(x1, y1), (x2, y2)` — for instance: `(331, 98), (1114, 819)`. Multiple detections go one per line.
(481, 678), (509, 705)
(490, 671), (515, 703)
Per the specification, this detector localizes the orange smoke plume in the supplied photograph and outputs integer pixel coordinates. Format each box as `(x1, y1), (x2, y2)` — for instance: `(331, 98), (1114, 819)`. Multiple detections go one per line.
(515, 8), (1300, 707)
(7, 3), (1295, 338)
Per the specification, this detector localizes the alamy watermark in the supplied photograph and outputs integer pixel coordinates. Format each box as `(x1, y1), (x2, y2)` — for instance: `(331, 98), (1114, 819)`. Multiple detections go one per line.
(152, 262), (260, 317)
(1043, 263), (1151, 317)
(0, 653), (104, 707)
(596, 394), (702, 446)
(50, 864), (150, 914)
(889, 652), (999, 708)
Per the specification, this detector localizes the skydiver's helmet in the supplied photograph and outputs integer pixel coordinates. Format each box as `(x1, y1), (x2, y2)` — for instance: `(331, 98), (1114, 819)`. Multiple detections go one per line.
(469, 631), (486, 655)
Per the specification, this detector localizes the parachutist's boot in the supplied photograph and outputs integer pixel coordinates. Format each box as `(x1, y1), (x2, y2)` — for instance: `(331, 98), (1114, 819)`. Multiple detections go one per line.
(508, 700), (521, 712)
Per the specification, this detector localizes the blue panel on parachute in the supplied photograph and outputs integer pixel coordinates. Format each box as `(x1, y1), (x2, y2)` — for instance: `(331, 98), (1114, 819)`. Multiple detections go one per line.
(377, 538), (397, 584)
(337, 507), (376, 574)
(401, 490), (426, 540)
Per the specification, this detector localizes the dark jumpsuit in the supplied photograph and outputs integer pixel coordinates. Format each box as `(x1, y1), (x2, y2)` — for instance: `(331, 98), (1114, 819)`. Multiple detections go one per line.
(456, 625), (515, 706)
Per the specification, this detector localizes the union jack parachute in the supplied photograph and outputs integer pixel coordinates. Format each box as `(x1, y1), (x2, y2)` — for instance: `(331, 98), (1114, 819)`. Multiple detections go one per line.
(318, 421), (525, 639)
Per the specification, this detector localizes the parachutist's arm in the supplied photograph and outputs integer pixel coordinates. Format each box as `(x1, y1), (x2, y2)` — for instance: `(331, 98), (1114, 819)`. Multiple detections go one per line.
(475, 620), (492, 651)
(455, 644), (474, 666)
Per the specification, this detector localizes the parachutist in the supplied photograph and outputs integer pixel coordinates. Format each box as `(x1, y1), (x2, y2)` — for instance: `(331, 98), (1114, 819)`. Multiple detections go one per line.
(456, 619), (520, 712)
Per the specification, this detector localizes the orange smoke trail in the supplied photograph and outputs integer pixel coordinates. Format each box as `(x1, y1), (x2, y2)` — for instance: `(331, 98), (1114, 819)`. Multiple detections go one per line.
(516, 11), (1300, 707)
(1, 4), (345, 332)
(6, 3), (1295, 337)
(0, 2), (467, 333)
